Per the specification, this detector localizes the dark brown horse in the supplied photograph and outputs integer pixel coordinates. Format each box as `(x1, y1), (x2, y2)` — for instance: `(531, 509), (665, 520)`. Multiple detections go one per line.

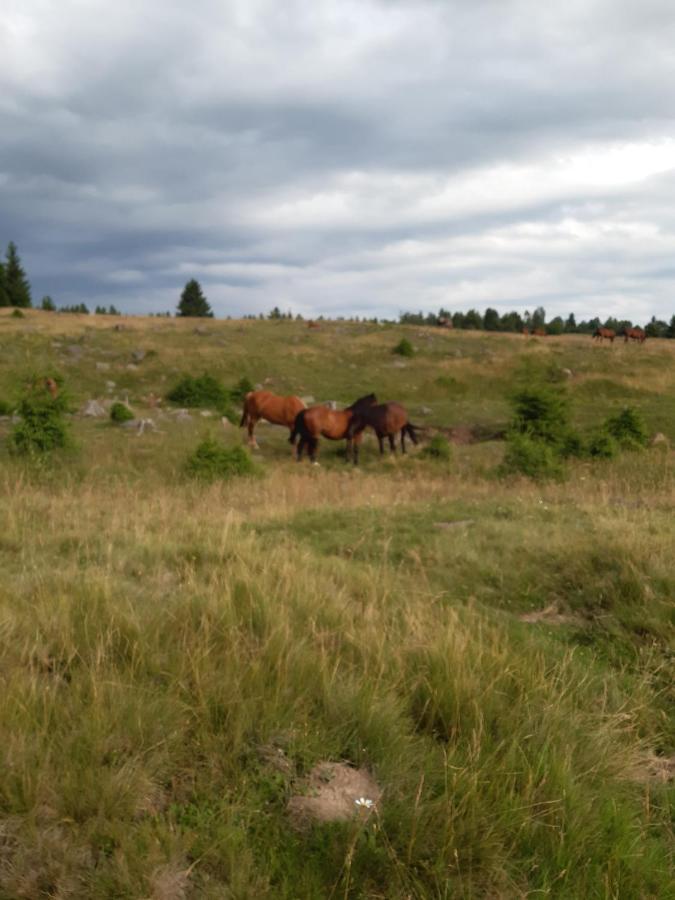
(593, 327), (616, 343)
(622, 326), (646, 344)
(240, 390), (306, 449)
(290, 393), (377, 464)
(347, 402), (419, 464)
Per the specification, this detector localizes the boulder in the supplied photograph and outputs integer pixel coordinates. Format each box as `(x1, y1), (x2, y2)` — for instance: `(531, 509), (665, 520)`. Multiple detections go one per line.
(131, 349), (146, 363)
(81, 399), (106, 417)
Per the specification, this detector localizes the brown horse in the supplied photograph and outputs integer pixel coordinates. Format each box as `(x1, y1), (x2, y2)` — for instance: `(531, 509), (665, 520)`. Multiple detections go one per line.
(347, 402), (419, 464)
(290, 393), (377, 464)
(593, 327), (616, 343)
(240, 390), (306, 449)
(622, 327), (646, 344)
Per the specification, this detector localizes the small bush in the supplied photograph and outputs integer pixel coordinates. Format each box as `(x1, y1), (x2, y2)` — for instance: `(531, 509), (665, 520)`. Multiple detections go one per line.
(9, 391), (71, 456)
(510, 385), (570, 444)
(587, 431), (619, 459)
(166, 374), (231, 412)
(604, 407), (649, 450)
(499, 433), (564, 481)
(230, 376), (255, 404)
(393, 338), (414, 357)
(185, 439), (258, 482)
(0, 399), (13, 416)
(422, 434), (452, 460)
(11, 308), (25, 318)
(110, 402), (135, 424)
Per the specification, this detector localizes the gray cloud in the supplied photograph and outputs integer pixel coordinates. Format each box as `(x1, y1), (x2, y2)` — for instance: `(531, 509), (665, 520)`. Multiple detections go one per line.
(1, 0), (675, 321)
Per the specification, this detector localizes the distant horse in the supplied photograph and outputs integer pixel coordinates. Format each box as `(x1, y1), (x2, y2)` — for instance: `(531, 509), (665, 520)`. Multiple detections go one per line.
(622, 327), (646, 344)
(593, 327), (616, 343)
(307, 320), (321, 329)
(347, 402), (420, 464)
(533, 328), (547, 337)
(44, 377), (59, 399)
(290, 393), (377, 464)
(240, 390), (306, 449)
(522, 327), (529, 336)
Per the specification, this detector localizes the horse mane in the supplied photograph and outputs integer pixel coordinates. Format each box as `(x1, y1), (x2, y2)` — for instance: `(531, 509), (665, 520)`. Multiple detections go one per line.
(347, 392), (377, 411)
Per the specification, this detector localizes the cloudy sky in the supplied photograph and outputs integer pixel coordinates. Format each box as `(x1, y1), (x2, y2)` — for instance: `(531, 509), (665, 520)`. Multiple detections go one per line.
(2, 0), (675, 321)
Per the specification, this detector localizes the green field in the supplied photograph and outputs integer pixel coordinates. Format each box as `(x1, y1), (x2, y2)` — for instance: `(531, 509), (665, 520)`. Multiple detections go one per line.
(0, 310), (673, 898)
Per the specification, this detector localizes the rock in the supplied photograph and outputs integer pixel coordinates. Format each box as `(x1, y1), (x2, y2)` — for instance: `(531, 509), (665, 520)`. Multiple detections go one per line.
(324, 401), (339, 410)
(121, 418), (157, 434)
(651, 432), (669, 447)
(300, 395), (315, 405)
(131, 349), (146, 363)
(221, 417), (232, 429)
(175, 409), (192, 422)
(392, 361), (407, 368)
(193, 327), (209, 335)
(287, 762), (382, 829)
(51, 341), (62, 349)
(81, 399), (106, 417)
(105, 380), (116, 391)
(66, 344), (83, 356)
(96, 361), (111, 372)
(420, 406), (433, 415)
(254, 383), (264, 391)
(126, 363), (138, 371)
(263, 376), (274, 385)
(562, 368), (574, 378)
(200, 410), (213, 417)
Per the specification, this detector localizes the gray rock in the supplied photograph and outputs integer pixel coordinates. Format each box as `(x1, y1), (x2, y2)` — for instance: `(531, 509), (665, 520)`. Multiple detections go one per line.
(420, 406), (433, 415)
(96, 362), (111, 372)
(105, 380), (116, 391)
(121, 418), (157, 434)
(562, 368), (574, 378)
(200, 410), (213, 417)
(131, 349), (146, 363)
(175, 409), (192, 422)
(81, 399), (106, 417)
(66, 344), (83, 356)
(651, 432), (669, 447)
(255, 383), (264, 391)
(126, 363), (138, 371)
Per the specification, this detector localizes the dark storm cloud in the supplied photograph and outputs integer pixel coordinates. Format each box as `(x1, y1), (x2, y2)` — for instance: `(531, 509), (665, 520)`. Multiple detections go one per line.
(1, 0), (675, 319)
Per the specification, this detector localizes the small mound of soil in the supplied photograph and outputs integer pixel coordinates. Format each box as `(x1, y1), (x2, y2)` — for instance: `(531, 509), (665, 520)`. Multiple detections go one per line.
(288, 762), (381, 828)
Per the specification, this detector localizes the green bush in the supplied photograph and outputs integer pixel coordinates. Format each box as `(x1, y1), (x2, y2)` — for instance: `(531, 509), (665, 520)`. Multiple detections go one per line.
(422, 434), (452, 460)
(230, 376), (255, 404)
(110, 402), (135, 424)
(0, 399), (12, 416)
(185, 439), (258, 482)
(499, 433), (564, 481)
(166, 374), (231, 412)
(9, 390), (71, 456)
(510, 385), (570, 444)
(587, 431), (619, 459)
(11, 308), (25, 319)
(393, 338), (414, 357)
(604, 407), (649, 450)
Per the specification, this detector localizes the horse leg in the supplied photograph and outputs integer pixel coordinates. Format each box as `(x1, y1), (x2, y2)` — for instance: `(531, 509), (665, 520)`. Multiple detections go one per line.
(378, 434), (384, 454)
(248, 416), (260, 449)
(388, 433), (396, 453)
(309, 438), (320, 465)
(296, 436), (305, 462)
(401, 428), (406, 454)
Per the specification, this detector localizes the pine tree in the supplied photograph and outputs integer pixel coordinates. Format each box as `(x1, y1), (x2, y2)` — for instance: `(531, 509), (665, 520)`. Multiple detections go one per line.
(0, 260), (8, 307)
(177, 279), (213, 317)
(41, 295), (56, 311)
(666, 315), (675, 339)
(5, 242), (32, 308)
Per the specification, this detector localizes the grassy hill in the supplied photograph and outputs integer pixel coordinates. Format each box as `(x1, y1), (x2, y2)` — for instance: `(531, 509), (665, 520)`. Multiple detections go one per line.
(0, 310), (672, 898)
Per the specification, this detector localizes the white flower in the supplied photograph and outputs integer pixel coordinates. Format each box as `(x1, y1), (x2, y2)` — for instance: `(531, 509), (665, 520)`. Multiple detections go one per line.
(354, 797), (374, 809)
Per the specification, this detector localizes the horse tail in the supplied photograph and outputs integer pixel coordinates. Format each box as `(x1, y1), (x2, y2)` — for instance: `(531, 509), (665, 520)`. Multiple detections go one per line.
(289, 410), (304, 445)
(405, 423), (420, 445)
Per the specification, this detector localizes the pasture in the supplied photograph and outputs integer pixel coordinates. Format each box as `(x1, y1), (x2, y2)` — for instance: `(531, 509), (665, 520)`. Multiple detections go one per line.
(0, 310), (673, 898)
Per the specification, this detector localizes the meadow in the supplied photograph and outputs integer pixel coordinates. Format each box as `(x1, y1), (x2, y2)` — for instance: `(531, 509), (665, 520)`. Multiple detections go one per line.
(0, 310), (673, 898)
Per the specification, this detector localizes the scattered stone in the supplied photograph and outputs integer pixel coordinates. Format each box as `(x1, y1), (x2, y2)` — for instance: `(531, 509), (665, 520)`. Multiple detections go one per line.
(301, 395), (315, 405)
(96, 361), (111, 372)
(651, 432), (669, 447)
(287, 762), (382, 829)
(562, 368), (574, 378)
(121, 418), (157, 434)
(80, 399), (106, 417)
(131, 349), (146, 363)
(126, 363), (139, 371)
(420, 406), (433, 415)
(66, 344), (83, 357)
(105, 380), (116, 392)
(200, 410), (213, 417)
(263, 376), (274, 385)
(175, 409), (192, 422)
(392, 361), (407, 368)
(254, 383), (264, 391)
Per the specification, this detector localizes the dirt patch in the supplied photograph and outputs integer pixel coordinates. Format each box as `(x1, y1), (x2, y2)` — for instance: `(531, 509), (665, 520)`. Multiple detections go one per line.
(288, 762), (382, 828)
(519, 604), (580, 626)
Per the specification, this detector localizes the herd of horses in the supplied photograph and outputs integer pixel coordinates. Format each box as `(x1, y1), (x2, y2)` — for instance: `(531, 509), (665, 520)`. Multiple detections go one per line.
(240, 391), (419, 464)
(592, 326), (647, 344)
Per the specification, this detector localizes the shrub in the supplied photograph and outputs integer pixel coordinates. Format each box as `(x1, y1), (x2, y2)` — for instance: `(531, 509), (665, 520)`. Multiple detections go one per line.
(499, 433), (564, 481)
(110, 402), (134, 424)
(9, 390), (71, 456)
(587, 431), (619, 459)
(604, 407), (649, 450)
(185, 439), (258, 481)
(393, 338), (414, 357)
(510, 385), (570, 444)
(230, 376), (255, 404)
(11, 308), (25, 319)
(422, 434), (452, 460)
(0, 399), (12, 416)
(166, 374), (231, 412)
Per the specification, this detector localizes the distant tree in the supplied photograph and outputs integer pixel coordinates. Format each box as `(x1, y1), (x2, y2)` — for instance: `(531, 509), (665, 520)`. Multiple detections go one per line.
(4, 242), (32, 308)
(666, 315), (675, 339)
(451, 311), (466, 329)
(41, 295), (56, 311)
(546, 316), (564, 335)
(483, 307), (500, 331)
(645, 316), (667, 338)
(564, 313), (577, 333)
(60, 303), (90, 314)
(531, 306), (546, 330)
(463, 309), (484, 330)
(499, 311), (524, 332)
(177, 279), (213, 317)
(267, 306), (283, 319)
(0, 260), (8, 307)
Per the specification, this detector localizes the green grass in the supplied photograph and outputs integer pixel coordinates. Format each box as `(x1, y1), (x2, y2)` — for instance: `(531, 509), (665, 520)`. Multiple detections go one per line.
(0, 309), (672, 897)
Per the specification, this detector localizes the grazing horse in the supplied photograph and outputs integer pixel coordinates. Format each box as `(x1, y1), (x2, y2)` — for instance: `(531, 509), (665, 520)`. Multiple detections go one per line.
(347, 402), (419, 464)
(290, 393), (377, 464)
(622, 326), (646, 344)
(240, 390), (306, 449)
(533, 327), (546, 337)
(593, 327), (616, 343)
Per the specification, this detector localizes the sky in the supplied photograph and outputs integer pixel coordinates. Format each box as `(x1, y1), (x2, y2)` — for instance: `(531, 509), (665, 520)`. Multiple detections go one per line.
(2, 0), (675, 322)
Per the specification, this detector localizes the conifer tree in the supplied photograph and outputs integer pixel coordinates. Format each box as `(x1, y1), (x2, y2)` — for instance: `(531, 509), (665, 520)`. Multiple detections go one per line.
(5, 242), (32, 308)
(177, 279), (213, 317)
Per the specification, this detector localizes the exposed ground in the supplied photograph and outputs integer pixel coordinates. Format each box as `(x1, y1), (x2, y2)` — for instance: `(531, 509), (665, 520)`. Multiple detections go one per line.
(0, 310), (673, 898)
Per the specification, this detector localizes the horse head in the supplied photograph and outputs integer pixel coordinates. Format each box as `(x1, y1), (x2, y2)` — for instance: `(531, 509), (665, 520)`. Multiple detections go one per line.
(348, 392), (377, 412)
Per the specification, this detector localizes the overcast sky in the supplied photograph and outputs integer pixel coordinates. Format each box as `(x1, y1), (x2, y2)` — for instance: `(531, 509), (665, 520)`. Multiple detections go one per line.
(2, 0), (675, 321)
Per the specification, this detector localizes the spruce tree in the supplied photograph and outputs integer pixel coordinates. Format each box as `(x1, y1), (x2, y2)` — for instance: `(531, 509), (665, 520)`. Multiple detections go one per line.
(5, 242), (32, 308)
(177, 279), (213, 317)
(0, 260), (8, 307)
